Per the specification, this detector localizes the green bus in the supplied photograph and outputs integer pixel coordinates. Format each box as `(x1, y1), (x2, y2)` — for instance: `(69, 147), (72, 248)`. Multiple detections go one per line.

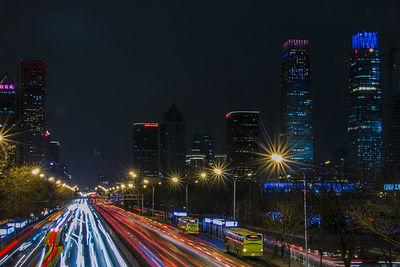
(177, 217), (199, 234)
(224, 228), (263, 257)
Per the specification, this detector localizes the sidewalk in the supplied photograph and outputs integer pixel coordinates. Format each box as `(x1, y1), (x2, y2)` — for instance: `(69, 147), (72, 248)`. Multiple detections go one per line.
(262, 247), (304, 267)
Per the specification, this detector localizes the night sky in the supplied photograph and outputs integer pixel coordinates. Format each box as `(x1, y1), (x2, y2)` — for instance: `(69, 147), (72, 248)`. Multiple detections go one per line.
(1, 2), (400, 187)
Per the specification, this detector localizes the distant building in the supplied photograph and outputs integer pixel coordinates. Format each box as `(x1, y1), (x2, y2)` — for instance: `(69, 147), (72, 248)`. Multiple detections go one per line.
(98, 174), (112, 187)
(0, 74), (22, 163)
(214, 153), (227, 163)
(160, 105), (186, 175)
(133, 123), (160, 179)
(191, 135), (214, 166)
(280, 39), (314, 165)
(21, 60), (47, 165)
(185, 153), (206, 169)
(48, 141), (60, 164)
(226, 111), (260, 180)
(388, 46), (400, 170)
(347, 32), (383, 173)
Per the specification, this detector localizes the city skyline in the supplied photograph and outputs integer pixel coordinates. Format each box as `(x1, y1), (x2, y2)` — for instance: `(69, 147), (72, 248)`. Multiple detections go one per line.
(1, 3), (400, 186)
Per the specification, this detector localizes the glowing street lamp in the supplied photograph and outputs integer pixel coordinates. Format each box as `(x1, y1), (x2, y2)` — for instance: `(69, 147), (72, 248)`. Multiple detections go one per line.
(171, 177), (179, 183)
(129, 171), (137, 178)
(271, 153), (283, 163)
(32, 168), (40, 175)
(128, 183), (133, 188)
(143, 179), (149, 184)
(214, 168), (222, 175)
(200, 173), (206, 178)
(39, 174), (45, 178)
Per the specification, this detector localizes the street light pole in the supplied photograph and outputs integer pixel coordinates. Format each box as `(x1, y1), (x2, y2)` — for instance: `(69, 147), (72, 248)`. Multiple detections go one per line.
(304, 172), (309, 267)
(185, 183), (189, 213)
(141, 192), (144, 214)
(233, 178), (236, 221)
(152, 185), (155, 217)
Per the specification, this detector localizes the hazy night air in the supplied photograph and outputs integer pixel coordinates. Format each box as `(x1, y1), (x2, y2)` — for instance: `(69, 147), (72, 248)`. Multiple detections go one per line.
(0, 3), (399, 186)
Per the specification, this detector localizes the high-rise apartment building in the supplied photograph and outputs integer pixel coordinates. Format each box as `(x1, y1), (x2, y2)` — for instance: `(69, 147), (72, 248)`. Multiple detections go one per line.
(160, 105), (186, 174)
(21, 60), (47, 165)
(347, 32), (383, 173)
(226, 111), (260, 180)
(280, 39), (313, 164)
(133, 123), (160, 179)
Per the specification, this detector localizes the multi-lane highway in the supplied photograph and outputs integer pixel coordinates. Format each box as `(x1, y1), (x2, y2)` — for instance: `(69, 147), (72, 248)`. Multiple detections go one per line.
(0, 199), (128, 267)
(60, 199), (128, 267)
(2, 198), (269, 267)
(93, 202), (260, 267)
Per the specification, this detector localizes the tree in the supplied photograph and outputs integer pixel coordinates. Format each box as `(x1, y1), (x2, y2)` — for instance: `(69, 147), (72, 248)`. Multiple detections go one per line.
(315, 189), (362, 267)
(264, 195), (303, 267)
(0, 164), (75, 221)
(351, 191), (400, 267)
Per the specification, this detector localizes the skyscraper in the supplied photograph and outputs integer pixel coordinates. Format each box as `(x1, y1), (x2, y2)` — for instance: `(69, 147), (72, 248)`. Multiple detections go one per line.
(0, 74), (22, 163)
(388, 47), (400, 169)
(226, 111), (260, 180)
(21, 60), (47, 165)
(133, 123), (160, 179)
(280, 39), (313, 165)
(347, 32), (383, 173)
(160, 105), (186, 175)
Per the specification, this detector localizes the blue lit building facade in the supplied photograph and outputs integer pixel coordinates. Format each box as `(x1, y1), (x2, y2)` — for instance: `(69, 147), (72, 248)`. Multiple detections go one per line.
(347, 32), (383, 173)
(280, 39), (313, 164)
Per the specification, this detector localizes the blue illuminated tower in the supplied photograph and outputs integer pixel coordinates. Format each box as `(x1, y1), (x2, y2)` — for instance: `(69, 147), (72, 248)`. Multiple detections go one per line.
(347, 32), (383, 173)
(280, 39), (313, 165)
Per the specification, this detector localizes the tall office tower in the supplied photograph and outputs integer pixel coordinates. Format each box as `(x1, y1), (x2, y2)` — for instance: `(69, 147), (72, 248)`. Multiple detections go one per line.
(21, 60), (47, 165)
(191, 134), (214, 166)
(0, 74), (22, 163)
(226, 111), (260, 180)
(280, 39), (313, 165)
(160, 104), (186, 175)
(387, 47), (400, 169)
(347, 32), (383, 173)
(133, 123), (160, 179)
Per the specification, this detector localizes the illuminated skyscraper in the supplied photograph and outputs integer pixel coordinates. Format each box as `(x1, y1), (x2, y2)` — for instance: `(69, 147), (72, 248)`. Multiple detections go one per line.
(347, 32), (383, 173)
(387, 47), (400, 169)
(280, 39), (313, 164)
(226, 111), (260, 180)
(133, 123), (160, 178)
(0, 74), (23, 163)
(21, 60), (47, 165)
